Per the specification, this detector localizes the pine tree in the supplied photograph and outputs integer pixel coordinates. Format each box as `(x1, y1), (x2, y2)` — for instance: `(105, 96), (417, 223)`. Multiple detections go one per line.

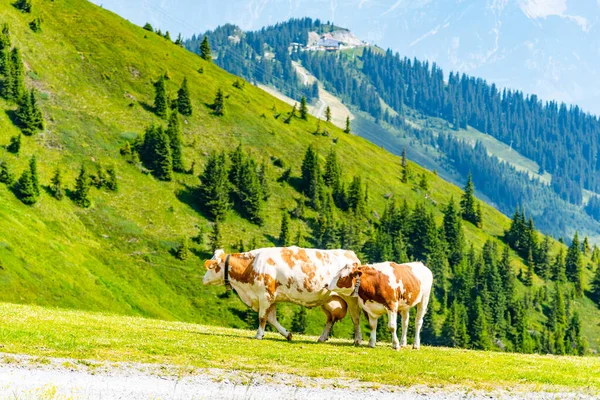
(553, 247), (567, 283)
(442, 197), (464, 270)
(299, 96), (308, 120)
(175, 236), (190, 261)
(279, 211), (291, 246)
(166, 112), (184, 172)
(442, 301), (469, 348)
(525, 249), (534, 287)
(4, 47), (25, 101)
(16, 168), (37, 204)
(323, 148), (341, 188)
(460, 174), (478, 225)
(15, 89), (44, 135)
(591, 264), (600, 306)
(7, 134), (21, 153)
(143, 125), (173, 181)
(175, 33), (184, 47)
(199, 151), (230, 220)
(418, 172), (428, 191)
(537, 235), (551, 280)
(400, 148), (409, 183)
(291, 306), (307, 334)
(300, 145), (321, 209)
(347, 175), (366, 216)
(164, 31), (171, 41)
(94, 164), (107, 189)
(209, 221), (222, 252)
(565, 232), (584, 296)
(106, 165), (118, 192)
(29, 155), (39, 197)
(325, 105), (331, 122)
(0, 160), (15, 185)
(73, 164), (91, 208)
(50, 167), (63, 200)
(142, 22), (153, 32)
(238, 158), (264, 224)
(199, 36), (212, 61)
(344, 115), (351, 133)
(470, 296), (492, 350)
(14, 0), (32, 13)
(582, 236), (591, 255)
(565, 311), (585, 355)
(0, 23), (10, 50)
(284, 104), (296, 124)
(212, 88), (225, 116)
(153, 75), (168, 119)
(177, 77), (192, 116)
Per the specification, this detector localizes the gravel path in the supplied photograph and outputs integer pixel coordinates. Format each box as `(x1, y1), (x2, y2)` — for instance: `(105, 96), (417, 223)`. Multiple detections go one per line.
(0, 353), (594, 400)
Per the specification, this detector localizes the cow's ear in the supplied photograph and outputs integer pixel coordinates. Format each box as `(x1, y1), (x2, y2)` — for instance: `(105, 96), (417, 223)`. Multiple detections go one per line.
(352, 270), (363, 277)
(204, 259), (217, 269)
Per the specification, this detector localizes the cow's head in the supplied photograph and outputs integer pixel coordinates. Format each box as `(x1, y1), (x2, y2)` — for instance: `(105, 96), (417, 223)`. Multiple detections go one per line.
(202, 249), (226, 286)
(327, 263), (362, 296)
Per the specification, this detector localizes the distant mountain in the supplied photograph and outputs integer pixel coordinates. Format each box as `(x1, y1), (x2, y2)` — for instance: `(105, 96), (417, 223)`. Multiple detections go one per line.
(93, 0), (600, 114)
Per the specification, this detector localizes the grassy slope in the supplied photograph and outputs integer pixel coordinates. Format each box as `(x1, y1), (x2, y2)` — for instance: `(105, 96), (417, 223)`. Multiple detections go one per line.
(0, 0), (597, 346)
(0, 302), (599, 392)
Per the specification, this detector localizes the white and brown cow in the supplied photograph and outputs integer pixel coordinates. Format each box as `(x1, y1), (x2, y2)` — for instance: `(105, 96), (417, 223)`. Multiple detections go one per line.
(203, 246), (363, 344)
(327, 261), (432, 349)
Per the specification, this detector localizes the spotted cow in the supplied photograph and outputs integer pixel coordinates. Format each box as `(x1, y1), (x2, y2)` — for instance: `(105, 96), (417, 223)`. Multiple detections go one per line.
(203, 246), (363, 344)
(327, 261), (433, 349)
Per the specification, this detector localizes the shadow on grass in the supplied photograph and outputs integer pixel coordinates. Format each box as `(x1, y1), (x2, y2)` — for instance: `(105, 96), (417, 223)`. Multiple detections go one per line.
(138, 101), (155, 114)
(175, 183), (213, 220)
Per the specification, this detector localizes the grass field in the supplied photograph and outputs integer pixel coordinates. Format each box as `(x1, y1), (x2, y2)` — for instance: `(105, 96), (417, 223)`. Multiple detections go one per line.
(1, 302), (599, 393)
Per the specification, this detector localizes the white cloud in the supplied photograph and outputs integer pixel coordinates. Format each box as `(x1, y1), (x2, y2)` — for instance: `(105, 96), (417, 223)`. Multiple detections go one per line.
(519, 0), (590, 32)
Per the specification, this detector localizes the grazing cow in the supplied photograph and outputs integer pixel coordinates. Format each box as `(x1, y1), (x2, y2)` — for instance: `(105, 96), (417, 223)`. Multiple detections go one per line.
(203, 246), (363, 344)
(327, 261), (433, 349)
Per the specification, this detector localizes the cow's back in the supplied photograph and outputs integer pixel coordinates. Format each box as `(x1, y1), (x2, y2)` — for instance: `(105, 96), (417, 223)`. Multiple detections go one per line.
(391, 262), (432, 306)
(253, 246), (359, 307)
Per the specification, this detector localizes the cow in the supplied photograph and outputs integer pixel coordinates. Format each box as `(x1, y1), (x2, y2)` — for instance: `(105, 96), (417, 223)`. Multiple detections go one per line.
(203, 246), (363, 344)
(327, 261), (433, 350)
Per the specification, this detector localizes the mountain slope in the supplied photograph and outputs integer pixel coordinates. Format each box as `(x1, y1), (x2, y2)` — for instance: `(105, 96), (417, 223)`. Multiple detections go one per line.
(0, 0), (598, 353)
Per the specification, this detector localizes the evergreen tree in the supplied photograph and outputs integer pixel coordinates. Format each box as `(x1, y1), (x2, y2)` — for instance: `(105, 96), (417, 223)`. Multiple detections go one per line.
(212, 88), (225, 116)
(442, 301), (469, 348)
(16, 168), (37, 204)
(591, 264), (600, 306)
(525, 250), (534, 287)
(198, 151), (230, 220)
(347, 175), (366, 216)
(142, 125), (173, 181)
(284, 104), (297, 124)
(323, 148), (341, 189)
(565, 311), (585, 355)
(73, 164), (91, 208)
(15, 89), (44, 135)
(400, 148), (409, 183)
(258, 160), (270, 201)
(299, 96), (308, 120)
(28, 155), (39, 196)
(565, 232), (584, 296)
(300, 145), (321, 209)
(50, 167), (63, 200)
(291, 306), (307, 334)
(153, 75), (168, 119)
(175, 236), (190, 261)
(166, 112), (184, 172)
(344, 115), (351, 133)
(14, 0), (32, 13)
(442, 198), (464, 270)
(460, 174), (478, 225)
(177, 77), (192, 116)
(209, 221), (223, 252)
(536, 236), (551, 280)
(582, 236), (591, 256)
(0, 23), (10, 50)
(278, 211), (291, 246)
(164, 31), (171, 41)
(106, 165), (118, 192)
(142, 22), (153, 32)
(470, 296), (492, 350)
(0, 160), (15, 185)
(237, 158), (264, 224)
(7, 134), (20, 153)
(199, 36), (212, 61)
(553, 247), (567, 283)
(418, 172), (428, 191)
(175, 33), (184, 47)
(325, 105), (331, 122)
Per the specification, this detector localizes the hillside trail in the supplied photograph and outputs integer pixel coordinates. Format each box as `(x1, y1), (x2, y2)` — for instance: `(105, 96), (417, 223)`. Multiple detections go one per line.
(0, 353), (593, 400)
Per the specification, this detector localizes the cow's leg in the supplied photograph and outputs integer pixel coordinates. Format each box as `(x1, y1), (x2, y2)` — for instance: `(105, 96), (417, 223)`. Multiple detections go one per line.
(318, 306), (334, 343)
(267, 304), (293, 341)
(413, 293), (431, 350)
(400, 308), (410, 347)
(255, 303), (269, 340)
(387, 309), (400, 350)
(345, 296), (362, 346)
(368, 314), (379, 348)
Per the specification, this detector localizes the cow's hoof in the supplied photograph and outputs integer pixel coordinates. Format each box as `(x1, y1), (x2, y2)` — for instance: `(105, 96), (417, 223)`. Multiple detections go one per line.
(412, 345), (420, 350)
(286, 332), (293, 341)
(353, 340), (361, 347)
(368, 342), (376, 348)
(317, 337), (327, 343)
(392, 344), (400, 350)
